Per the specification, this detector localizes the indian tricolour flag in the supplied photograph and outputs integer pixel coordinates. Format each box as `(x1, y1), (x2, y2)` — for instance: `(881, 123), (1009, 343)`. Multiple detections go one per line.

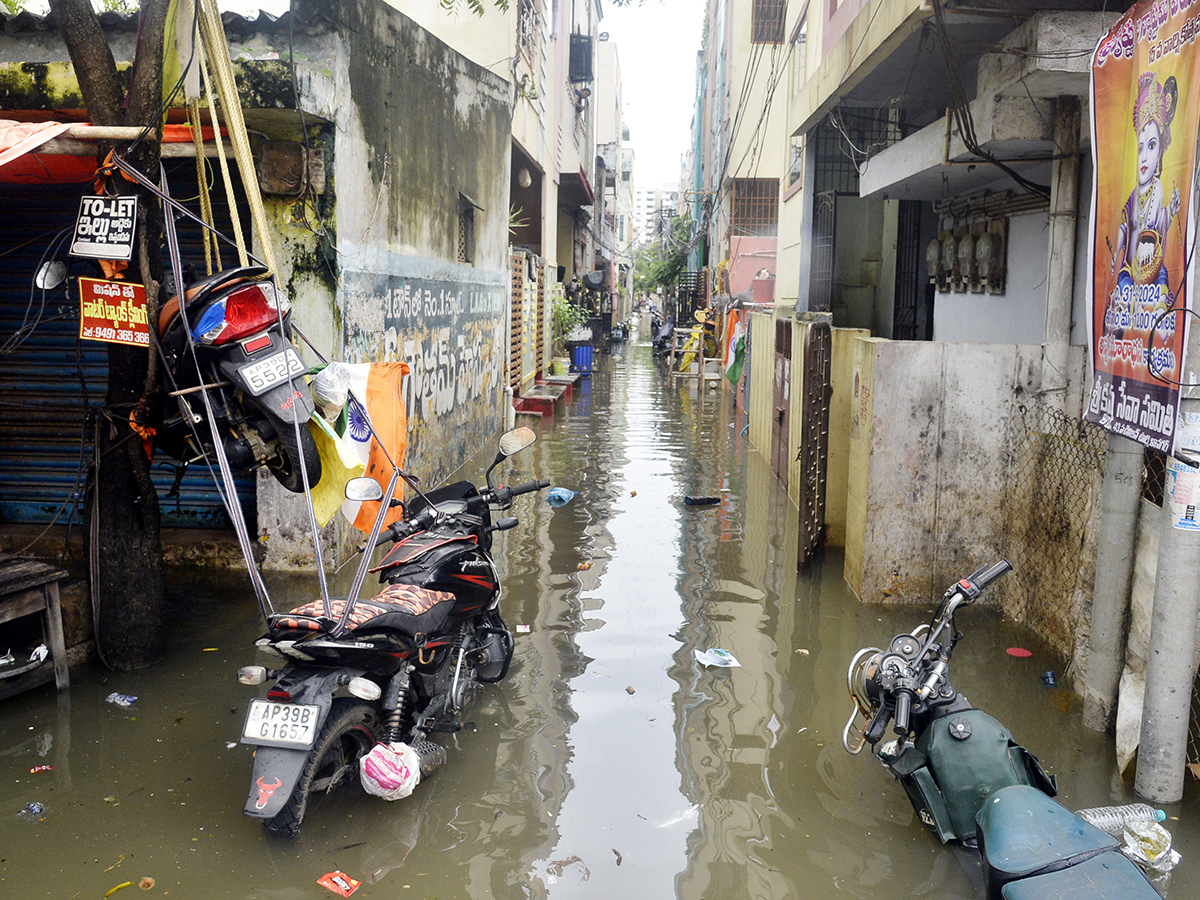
(723, 310), (746, 387)
(338, 362), (411, 533)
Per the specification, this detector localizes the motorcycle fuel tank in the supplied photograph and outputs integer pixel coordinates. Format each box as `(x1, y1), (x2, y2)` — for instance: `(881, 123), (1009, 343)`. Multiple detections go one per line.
(377, 531), (498, 617)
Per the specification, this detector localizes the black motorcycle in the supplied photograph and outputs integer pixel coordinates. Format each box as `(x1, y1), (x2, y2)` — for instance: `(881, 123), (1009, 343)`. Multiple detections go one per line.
(36, 260), (321, 492)
(843, 560), (1170, 898)
(237, 426), (548, 835)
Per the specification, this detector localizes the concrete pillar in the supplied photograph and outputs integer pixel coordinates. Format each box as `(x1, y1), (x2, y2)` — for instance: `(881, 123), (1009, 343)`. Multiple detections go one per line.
(1082, 432), (1143, 731)
(1041, 96), (1081, 411)
(1134, 446), (1200, 801)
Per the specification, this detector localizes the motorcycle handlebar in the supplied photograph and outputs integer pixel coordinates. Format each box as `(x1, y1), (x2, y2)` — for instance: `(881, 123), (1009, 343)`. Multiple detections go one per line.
(508, 479), (551, 497)
(893, 691), (913, 737)
(968, 559), (1012, 592)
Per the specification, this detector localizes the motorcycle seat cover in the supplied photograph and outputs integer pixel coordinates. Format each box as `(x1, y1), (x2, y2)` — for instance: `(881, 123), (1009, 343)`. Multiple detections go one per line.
(998, 850), (1160, 900)
(977, 785), (1120, 900)
(275, 584), (455, 637)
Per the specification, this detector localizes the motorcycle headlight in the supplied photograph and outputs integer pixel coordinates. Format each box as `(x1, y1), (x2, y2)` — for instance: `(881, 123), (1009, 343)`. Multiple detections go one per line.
(847, 647), (882, 717)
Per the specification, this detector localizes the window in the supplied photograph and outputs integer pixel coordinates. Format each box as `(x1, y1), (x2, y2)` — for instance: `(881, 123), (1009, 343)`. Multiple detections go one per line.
(787, 135), (804, 188)
(517, 0), (540, 64)
(731, 179), (778, 237)
(752, 0), (786, 44)
(458, 204), (476, 264)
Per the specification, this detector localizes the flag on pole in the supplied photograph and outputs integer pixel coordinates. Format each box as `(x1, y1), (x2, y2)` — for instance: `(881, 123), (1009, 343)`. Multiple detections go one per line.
(338, 362), (411, 533)
(723, 310), (746, 387)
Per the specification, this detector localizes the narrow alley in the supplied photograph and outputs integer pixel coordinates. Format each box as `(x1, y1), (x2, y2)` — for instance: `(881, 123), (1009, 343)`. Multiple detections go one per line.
(1, 327), (1196, 899)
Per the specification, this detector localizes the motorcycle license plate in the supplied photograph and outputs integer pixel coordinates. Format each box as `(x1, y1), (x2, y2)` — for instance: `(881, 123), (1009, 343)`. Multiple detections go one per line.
(240, 699), (321, 749)
(240, 348), (306, 396)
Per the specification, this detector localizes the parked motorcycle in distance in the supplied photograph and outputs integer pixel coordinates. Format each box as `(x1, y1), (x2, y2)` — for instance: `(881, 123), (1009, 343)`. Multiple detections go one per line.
(843, 560), (1173, 898)
(237, 427), (549, 835)
(36, 261), (321, 492)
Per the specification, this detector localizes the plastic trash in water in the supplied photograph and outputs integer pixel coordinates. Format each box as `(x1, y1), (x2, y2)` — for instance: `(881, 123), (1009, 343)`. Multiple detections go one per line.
(1077, 803), (1167, 835)
(17, 801), (44, 821)
(1041, 670), (1058, 687)
(546, 487), (576, 508)
(684, 496), (720, 506)
(694, 648), (740, 668)
(106, 692), (137, 708)
(1122, 821), (1181, 873)
(28, 643), (48, 665)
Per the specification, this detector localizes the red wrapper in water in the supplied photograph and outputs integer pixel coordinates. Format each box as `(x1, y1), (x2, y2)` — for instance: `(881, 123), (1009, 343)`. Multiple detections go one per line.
(317, 871), (360, 897)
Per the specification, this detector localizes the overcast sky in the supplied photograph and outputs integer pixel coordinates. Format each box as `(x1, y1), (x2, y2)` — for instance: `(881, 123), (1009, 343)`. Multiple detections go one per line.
(600, 0), (705, 192)
(229, 0), (705, 192)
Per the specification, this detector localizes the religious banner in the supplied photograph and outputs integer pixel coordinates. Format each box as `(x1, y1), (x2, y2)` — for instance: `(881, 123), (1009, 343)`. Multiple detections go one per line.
(1085, 0), (1200, 457)
(78, 277), (149, 347)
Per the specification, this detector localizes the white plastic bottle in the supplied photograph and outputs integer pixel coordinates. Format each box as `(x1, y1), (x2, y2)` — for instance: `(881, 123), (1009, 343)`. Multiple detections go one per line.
(1076, 803), (1166, 835)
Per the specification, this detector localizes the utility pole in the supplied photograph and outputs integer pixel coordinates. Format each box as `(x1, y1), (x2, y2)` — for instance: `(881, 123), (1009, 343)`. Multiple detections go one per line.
(1134, 335), (1200, 803)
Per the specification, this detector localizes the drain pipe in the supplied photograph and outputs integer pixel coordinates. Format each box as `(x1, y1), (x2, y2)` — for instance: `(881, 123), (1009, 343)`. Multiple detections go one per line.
(1041, 96), (1080, 412)
(1082, 433), (1143, 731)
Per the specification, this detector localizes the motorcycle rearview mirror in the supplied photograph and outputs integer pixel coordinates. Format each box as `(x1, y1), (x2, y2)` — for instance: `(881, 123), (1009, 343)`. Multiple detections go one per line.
(35, 260), (68, 291)
(345, 476), (383, 502)
(487, 426), (537, 488)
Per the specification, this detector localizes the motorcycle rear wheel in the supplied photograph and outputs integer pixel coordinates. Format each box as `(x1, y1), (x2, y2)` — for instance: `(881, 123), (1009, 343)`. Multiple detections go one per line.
(263, 416), (322, 493)
(265, 700), (378, 836)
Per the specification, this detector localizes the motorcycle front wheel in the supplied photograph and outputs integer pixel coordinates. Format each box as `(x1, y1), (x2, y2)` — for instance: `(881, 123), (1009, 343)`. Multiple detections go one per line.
(265, 699), (378, 836)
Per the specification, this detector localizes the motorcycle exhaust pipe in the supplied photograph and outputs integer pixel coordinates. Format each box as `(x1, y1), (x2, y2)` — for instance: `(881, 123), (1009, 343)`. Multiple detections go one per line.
(411, 740), (448, 778)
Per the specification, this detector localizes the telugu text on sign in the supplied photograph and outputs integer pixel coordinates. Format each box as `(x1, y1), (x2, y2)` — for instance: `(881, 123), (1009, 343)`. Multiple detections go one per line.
(78, 277), (149, 347)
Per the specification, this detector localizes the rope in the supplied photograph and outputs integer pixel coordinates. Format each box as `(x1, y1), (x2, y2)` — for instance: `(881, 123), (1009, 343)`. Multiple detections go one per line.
(197, 39), (249, 269)
(197, 0), (277, 275)
(188, 98), (221, 274)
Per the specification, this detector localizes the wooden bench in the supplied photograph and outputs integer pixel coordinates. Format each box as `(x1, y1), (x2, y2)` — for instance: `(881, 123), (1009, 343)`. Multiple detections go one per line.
(0, 557), (69, 700)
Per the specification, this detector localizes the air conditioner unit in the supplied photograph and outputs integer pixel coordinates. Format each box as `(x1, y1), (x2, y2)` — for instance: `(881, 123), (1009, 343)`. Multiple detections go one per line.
(569, 34), (594, 83)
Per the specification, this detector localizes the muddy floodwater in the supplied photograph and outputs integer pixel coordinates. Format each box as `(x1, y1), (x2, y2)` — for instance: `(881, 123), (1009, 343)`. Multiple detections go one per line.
(2, 325), (1197, 899)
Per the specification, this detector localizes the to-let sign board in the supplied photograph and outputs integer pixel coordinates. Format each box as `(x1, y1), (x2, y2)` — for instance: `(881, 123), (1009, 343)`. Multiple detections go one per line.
(79, 277), (149, 347)
(70, 195), (137, 261)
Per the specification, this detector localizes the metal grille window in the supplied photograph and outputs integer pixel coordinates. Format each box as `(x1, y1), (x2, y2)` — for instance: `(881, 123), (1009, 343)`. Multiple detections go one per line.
(752, 0), (786, 43)
(517, 0), (540, 64)
(731, 179), (778, 237)
(813, 108), (907, 194)
(458, 206), (475, 264)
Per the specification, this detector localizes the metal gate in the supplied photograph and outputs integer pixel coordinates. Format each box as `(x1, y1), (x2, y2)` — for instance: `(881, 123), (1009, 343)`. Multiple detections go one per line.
(797, 319), (831, 570)
(771, 318), (792, 488)
(809, 191), (836, 312)
(0, 163), (256, 528)
(893, 199), (927, 340)
(509, 249), (524, 390)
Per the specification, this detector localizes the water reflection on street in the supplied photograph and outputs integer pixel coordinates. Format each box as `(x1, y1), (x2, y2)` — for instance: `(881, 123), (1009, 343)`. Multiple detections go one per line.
(0, 326), (1196, 898)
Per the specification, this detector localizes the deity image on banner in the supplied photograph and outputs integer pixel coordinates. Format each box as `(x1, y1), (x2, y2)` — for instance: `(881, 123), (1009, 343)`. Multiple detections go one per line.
(1106, 71), (1181, 343)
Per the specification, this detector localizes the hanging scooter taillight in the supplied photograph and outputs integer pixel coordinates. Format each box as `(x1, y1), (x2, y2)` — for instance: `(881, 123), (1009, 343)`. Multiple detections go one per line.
(192, 281), (291, 345)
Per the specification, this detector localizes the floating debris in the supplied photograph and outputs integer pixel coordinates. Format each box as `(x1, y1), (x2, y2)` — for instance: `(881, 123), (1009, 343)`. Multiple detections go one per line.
(694, 648), (740, 668)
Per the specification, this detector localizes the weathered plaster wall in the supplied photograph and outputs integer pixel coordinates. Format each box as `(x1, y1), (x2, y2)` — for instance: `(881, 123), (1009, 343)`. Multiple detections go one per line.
(844, 338), (1088, 605)
(259, 0), (513, 567)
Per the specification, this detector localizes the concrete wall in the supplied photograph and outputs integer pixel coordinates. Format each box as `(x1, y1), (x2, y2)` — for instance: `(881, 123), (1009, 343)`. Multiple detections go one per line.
(933, 211), (1050, 344)
(844, 337), (1087, 604)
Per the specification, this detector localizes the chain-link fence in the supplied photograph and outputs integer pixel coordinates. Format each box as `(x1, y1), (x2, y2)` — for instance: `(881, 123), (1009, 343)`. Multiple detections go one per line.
(1003, 406), (1107, 663)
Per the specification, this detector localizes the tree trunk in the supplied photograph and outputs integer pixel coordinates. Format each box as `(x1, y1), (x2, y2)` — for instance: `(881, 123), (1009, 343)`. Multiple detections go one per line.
(50, 0), (170, 669)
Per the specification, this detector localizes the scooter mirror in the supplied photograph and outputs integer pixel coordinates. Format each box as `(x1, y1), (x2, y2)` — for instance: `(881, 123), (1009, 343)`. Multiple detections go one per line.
(345, 476), (383, 502)
(497, 426), (536, 458)
(35, 260), (68, 291)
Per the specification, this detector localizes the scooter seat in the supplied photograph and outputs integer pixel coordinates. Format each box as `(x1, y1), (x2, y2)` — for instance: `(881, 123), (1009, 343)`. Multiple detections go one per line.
(273, 584), (455, 638)
(999, 850), (1159, 900)
(977, 784), (1119, 900)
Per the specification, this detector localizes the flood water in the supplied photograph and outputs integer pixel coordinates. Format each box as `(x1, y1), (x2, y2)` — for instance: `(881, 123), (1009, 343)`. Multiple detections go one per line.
(2, 322), (1197, 899)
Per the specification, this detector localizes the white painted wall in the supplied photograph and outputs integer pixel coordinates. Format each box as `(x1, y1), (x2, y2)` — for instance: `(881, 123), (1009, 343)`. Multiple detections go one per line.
(932, 211), (1049, 344)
